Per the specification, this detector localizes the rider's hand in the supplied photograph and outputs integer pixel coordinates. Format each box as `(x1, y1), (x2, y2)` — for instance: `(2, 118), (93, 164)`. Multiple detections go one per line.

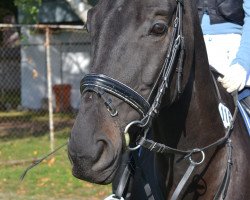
(218, 63), (247, 93)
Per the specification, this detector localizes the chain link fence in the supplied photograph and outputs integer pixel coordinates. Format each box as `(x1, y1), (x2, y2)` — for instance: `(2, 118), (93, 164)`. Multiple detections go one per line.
(0, 23), (90, 158)
(0, 24), (108, 199)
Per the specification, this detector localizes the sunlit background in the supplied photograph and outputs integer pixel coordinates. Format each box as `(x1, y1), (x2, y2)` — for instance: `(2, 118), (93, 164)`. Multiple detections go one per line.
(0, 0), (111, 199)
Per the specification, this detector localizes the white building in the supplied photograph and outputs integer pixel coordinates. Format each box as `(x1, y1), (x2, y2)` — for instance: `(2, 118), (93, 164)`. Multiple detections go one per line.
(20, 0), (91, 110)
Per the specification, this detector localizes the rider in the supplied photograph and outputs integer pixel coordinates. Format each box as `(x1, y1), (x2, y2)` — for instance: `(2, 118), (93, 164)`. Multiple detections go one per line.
(197, 0), (250, 135)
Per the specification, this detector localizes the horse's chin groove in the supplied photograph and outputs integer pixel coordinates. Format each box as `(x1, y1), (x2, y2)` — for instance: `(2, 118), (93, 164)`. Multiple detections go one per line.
(96, 164), (120, 184)
(71, 155), (120, 184)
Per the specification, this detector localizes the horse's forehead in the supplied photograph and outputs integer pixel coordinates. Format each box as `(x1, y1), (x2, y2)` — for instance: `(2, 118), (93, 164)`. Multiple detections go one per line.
(96, 0), (176, 16)
(115, 0), (175, 8)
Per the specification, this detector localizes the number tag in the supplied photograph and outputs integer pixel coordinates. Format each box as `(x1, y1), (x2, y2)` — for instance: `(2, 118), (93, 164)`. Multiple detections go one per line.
(218, 103), (233, 128)
(104, 194), (125, 200)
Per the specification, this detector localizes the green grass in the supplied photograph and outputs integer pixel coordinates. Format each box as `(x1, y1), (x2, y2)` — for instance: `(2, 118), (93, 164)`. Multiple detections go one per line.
(0, 112), (112, 200)
(0, 135), (112, 200)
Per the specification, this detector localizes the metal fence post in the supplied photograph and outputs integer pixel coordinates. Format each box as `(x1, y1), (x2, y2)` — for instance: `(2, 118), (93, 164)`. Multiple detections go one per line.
(45, 26), (55, 151)
(0, 23), (88, 153)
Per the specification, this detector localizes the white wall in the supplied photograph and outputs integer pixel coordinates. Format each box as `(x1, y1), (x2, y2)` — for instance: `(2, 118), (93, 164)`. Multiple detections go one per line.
(21, 28), (91, 110)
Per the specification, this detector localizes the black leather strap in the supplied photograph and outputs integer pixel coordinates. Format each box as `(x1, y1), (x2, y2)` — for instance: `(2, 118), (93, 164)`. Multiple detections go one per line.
(137, 136), (190, 155)
(81, 74), (150, 116)
(171, 163), (196, 200)
(115, 165), (132, 198)
(214, 139), (233, 200)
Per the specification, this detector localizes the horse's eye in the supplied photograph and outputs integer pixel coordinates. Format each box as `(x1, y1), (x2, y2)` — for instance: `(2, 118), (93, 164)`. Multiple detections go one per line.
(150, 23), (167, 35)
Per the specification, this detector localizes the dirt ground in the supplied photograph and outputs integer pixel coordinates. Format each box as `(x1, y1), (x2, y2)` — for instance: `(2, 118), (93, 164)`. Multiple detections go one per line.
(0, 120), (74, 138)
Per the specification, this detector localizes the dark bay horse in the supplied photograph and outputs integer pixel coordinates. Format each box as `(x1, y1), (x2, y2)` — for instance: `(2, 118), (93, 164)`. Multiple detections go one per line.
(68, 0), (250, 199)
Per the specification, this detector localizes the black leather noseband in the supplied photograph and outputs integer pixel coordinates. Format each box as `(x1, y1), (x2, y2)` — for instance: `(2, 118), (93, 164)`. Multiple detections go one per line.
(81, 74), (150, 116)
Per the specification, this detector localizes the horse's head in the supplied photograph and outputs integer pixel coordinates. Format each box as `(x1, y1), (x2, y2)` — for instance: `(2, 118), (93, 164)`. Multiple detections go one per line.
(68, 0), (198, 184)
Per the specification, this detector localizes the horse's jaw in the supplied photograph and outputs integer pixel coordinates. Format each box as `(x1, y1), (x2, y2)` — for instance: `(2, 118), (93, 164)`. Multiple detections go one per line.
(68, 132), (122, 184)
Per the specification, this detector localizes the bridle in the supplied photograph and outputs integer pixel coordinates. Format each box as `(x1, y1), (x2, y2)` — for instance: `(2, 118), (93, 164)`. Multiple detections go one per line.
(81, 1), (237, 199)
(81, 0), (185, 138)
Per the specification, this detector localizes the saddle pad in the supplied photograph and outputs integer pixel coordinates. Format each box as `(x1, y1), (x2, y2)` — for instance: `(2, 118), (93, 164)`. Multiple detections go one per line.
(240, 96), (250, 117)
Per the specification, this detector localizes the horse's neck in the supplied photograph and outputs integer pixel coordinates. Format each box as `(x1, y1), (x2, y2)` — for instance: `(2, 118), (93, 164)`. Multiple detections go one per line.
(152, 6), (250, 197)
(152, 49), (228, 199)
(154, 33), (250, 198)
(185, 58), (225, 145)
(154, 50), (225, 149)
